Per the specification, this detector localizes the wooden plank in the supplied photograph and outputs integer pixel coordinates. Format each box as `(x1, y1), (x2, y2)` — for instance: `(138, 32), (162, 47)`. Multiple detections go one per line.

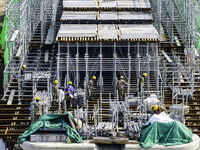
(91, 137), (129, 144)
(161, 50), (172, 63)
(174, 36), (181, 47)
(44, 50), (49, 62)
(16, 45), (21, 57)
(7, 90), (15, 105)
(10, 30), (19, 42)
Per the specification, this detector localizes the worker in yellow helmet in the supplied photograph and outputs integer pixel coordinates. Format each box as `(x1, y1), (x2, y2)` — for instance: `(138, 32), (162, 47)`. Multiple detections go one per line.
(30, 96), (42, 123)
(20, 64), (26, 75)
(136, 73), (148, 96)
(150, 105), (165, 114)
(87, 76), (96, 100)
(117, 76), (128, 101)
(63, 81), (74, 109)
(52, 80), (59, 106)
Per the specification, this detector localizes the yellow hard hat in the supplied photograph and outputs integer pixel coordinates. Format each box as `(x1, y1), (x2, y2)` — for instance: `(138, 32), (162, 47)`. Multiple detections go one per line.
(92, 76), (96, 80)
(22, 65), (26, 69)
(54, 80), (58, 84)
(153, 105), (158, 111)
(143, 73), (147, 77)
(68, 81), (72, 85)
(150, 105), (154, 109)
(120, 76), (124, 79)
(36, 97), (40, 101)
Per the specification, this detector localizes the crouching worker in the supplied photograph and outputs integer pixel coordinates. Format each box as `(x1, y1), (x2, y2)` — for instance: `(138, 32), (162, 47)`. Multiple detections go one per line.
(63, 81), (74, 110)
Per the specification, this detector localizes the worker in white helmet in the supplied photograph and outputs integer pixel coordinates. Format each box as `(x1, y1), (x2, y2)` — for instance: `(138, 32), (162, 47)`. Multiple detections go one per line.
(117, 76), (128, 101)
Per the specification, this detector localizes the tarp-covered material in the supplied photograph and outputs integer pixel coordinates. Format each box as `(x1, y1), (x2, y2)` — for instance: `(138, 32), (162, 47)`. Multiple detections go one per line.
(139, 121), (193, 149)
(18, 112), (83, 144)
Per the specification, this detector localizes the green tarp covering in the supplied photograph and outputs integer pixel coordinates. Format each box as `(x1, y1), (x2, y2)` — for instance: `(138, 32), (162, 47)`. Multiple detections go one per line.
(139, 121), (193, 149)
(18, 112), (83, 144)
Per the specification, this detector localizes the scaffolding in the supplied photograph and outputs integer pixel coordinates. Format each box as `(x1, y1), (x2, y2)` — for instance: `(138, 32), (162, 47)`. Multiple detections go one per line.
(2, 0), (60, 100)
(1, 0), (200, 142)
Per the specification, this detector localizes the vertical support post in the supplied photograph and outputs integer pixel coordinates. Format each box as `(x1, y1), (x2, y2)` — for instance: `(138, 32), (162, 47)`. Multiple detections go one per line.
(40, 0), (44, 44)
(57, 43), (60, 82)
(171, 1), (174, 46)
(191, 2), (195, 95)
(156, 43), (159, 96)
(137, 42), (140, 99)
(158, 0), (161, 36)
(146, 43), (150, 95)
(113, 42), (117, 99)
(99, 42), (103, 122)
(85, 42), (89, 127)
(76, 42), (79, 90)
(128, 42), (131, 98)
(66, 42), (70, 85)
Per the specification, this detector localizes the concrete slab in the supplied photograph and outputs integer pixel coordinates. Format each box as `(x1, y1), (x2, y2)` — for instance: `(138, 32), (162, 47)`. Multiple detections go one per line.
(21, 140), (97, 150)
(30, 134), (67, 142)
(21, 134), (199, 150)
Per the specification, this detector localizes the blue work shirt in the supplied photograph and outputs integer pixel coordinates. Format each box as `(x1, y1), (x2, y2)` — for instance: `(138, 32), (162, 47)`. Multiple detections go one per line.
(65, 85), (74, 96)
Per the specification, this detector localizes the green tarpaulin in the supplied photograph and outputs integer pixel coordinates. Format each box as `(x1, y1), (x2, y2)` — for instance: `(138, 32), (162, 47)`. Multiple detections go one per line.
(18, 112), (83, 144)
(139, 121), (193, 149)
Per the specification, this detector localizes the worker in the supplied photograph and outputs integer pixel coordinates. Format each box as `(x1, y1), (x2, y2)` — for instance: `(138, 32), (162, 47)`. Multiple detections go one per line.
(64, 81), (74, 108)
(87, 76), (96, 100)
(150, 105), (166, 115)
(30, 97), (43, 123)
(117, 76), (128, 101)
(136, 73), (147, 96)
(20, 64), (26, 76)
(52, 80), (59, 106)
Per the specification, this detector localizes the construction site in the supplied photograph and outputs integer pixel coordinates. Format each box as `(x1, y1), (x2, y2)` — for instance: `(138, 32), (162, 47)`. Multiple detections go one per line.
(0, 0), (200, 149)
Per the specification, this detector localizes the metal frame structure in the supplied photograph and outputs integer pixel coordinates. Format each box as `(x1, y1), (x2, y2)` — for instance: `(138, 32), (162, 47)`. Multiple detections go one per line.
(2, 0), (60, 101)
(1, 0), (200, 142)
(57, 42), (162, 126)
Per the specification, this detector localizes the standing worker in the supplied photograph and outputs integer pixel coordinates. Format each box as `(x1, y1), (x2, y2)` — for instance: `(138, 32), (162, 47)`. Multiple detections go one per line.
(117, 76), (128, 101)
(64, 81), (74, 108)
(52, 80), (59, 106)
(19, 64), (26, 88)
(87, 76), (96, 100)
(30, 96), (43, 123)
(20, 65), (26, 75)
(136, 73), (147, 96)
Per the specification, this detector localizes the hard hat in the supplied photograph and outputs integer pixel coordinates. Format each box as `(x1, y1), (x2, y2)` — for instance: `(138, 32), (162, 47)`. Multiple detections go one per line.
(143, 73), (147, 77)
(92, 76), (96, 80)
(54, 80), (58, 84)
(22, 65), (26, 69)
(150, 105), (154, 110)
(68, 81), (72, 85)
(153, 105), (158, 111)
(120, 76), (124, 79)
(36, 97), (40, 101)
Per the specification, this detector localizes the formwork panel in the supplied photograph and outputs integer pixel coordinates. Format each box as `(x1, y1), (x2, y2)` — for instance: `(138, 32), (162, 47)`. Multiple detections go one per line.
(99, 0), (117, 9)
(61, 11), (97, 21)
(99, 11), (118, 20)
(57, 24), (97, 38)
(117, 0), (151, 9)
(63, 0), (96, 9)
(118, 24), (159, 40)
(98, 24), (118, 40)
(118, 11), (152, 20)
